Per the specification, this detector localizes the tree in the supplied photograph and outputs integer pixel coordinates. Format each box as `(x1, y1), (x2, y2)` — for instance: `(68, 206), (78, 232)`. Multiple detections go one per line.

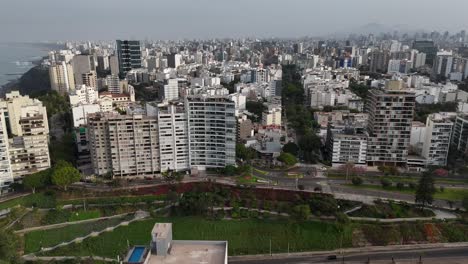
(415, 172), (436, 208)
(277, 152), (298, 167)
(223, 165), (237, 176)
(236, 144), (256, 162)
(51, 161), (81, 191)
(351, 177), (363, 186)
(380, 178), (392, 188)
(462, 194), (468, 211)
(0, 230), (19, 263)
(291, 204), (311, 221)
(282, 142), (299, 156)
(339, 162), (355, 180)
(23, 169), (51, 194)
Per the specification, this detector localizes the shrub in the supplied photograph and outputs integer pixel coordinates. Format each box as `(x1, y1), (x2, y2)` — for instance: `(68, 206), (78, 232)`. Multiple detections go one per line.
(352, 177), (363, 186)
(381, 179), (392, 188)
(298, 184), (305, 190)
(408, 182), (417, 189)
(396, 182), (405, 190)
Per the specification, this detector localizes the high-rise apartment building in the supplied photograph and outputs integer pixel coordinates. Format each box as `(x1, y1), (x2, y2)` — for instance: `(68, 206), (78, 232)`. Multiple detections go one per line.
(87, 113), (159, 177)
(49, 61), (75, 94)
(81, 71), (97, 88)
(369, 50), (390, 73)
(116, 40), (142, 78)
(0, 111), (12, 193)
(452, 113), (468, 155)
(422, 113), (453, 166)
(106, 74), (121, 94)
(186, 95), (236, 170)
(0, 92), (50, 180)
(366, 85), (415, 167)
(162, 79), (179, 101)
(412, 40), (437, 66)
(72, 55), (95, 86)
(154, 102), (190, 172)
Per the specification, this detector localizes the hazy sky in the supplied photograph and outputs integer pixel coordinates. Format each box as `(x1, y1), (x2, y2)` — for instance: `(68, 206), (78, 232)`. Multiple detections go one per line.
(1, 0), (468, 42)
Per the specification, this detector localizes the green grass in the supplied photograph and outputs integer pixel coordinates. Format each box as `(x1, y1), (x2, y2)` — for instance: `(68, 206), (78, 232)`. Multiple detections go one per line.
(56, 195), (166, 206)
(68, 210), (101, 222)
(253, 168), (268, 175)
(345, 184), (468, 201)
(329, 174), (468, 185)
(0, 193), (56, 211)
(41, 217), (353, 257)
(24, 214), (134, 254)
(236, 175), (259, 185)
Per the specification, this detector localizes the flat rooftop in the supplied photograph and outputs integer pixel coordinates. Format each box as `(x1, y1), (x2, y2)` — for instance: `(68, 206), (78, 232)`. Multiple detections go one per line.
(148, 241), (227, 264)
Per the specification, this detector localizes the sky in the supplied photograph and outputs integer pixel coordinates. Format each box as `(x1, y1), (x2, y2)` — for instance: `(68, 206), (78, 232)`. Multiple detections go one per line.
(1, 0), (468, 42)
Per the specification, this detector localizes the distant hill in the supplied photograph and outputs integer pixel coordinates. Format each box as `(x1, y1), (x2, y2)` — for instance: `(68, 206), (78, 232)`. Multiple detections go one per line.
(1, 65), (51, 96)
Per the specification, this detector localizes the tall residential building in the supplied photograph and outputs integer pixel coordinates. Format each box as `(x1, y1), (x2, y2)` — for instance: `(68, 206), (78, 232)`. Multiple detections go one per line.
(326, 121), (368, 167)
(72, 55), (95, 86)
(109, 55), (120, 76)
(162, 78), (179, 101)
(369, 50), (389, 73)
(452, 113), (468, 155)
(167, 53), (182, 68)
(81, 71), (97, 88)
(186, 95), (236, 170)
(154, 102), (190, 172)
(421, 113), (453, 166)
(49, 61), (75, 94)
(412, 40), (437, 66)
(433, 51), (454, 78)
(0, 111), (12, 193)
(106, 74), (121, 94)
(88, 113), (160, 177)
(116, 40), (142, 78)
(366, 86), (415, 167)
(0, 92), (50, 180)
(262, 105), (282, 127)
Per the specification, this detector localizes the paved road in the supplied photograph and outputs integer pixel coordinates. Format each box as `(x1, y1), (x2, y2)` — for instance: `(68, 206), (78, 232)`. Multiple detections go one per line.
(230, 246), (468, 263)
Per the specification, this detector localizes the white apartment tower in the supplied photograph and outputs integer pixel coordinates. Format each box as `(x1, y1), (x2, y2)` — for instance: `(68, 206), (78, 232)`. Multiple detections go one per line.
(0, 111), (12, 193)
(186, 95), (236, 170)
(156, 102), (190, 172)
(49, 61), (75, 94)
(421, 113), (453, 166)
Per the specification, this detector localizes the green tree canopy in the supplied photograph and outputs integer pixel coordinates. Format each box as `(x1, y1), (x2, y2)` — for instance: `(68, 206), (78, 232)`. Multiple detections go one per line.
(23, 169), (51, 193)
(277, 152), (298, 166)
(291, 204), (311, 221)
(236, 144), (256, 161)
(282, 142), (299, 156)
(51, 161), (81, 191)
(415, 172), (436, 207)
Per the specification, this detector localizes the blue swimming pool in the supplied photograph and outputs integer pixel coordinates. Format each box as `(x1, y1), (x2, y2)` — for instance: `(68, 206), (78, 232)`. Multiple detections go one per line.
(128, 246), (146, 263)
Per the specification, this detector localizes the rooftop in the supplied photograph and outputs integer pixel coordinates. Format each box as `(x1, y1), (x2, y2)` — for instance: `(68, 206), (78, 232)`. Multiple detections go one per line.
(148, 241), (227, 264)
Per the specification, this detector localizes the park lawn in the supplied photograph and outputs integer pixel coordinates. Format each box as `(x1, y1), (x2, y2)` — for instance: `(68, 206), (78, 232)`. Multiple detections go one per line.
(236, 175), (259, 185)
(68, 210), (101, 222)
(0, 193), (56, 211)
(329, 174), (468, 185)
(41, 217), (353, 257)
(56, 195), (166, 206)
(24, 214), (134, 254)
(253, 168), (268, 175)
(345, 184), (468, 201)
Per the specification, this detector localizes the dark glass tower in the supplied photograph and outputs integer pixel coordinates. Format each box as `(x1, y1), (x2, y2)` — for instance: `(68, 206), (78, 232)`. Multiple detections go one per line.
(116, 40), (142, 78)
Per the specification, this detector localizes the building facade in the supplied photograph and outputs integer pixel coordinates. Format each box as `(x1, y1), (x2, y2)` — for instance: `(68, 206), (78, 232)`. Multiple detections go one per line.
(366, 87), (415, 167)
(186, 96), (236, 170)
(116, 40), (142, 78)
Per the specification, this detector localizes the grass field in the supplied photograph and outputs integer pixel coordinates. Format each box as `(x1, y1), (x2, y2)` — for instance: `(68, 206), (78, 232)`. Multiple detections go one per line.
(0, 193), (56, 211)
(56, 195), (166, 206)
(24, 214), (134, 254)
(40, 217), (353, 257)
(329, 174), (468, 185)
(345, 184), (468, 201)
(68, 210), (101, 222)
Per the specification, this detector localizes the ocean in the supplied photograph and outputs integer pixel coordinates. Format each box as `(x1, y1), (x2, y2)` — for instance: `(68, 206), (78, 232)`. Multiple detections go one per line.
(0, 42), (52, 87)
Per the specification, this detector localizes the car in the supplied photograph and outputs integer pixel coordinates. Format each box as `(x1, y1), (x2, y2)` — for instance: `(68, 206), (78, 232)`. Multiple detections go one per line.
(326, 255), (337, 261)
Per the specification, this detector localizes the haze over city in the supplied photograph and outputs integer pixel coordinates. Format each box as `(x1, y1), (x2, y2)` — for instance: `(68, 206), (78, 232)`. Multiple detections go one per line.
(2, 0), (468, 41)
